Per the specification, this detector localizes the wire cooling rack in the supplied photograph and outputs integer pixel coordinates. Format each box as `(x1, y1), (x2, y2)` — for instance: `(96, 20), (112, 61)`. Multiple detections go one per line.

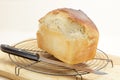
(8, 39), (113, 80)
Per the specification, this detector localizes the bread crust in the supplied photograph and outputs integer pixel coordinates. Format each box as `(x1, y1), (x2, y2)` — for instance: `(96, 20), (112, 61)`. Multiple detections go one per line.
(37, 8), (99, 64)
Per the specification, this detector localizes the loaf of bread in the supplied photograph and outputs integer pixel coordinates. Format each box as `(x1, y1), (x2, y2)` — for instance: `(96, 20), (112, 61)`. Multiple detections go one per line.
(37, 8), (99, 64)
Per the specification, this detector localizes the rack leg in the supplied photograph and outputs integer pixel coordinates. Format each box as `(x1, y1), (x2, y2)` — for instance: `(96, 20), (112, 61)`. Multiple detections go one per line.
(15, 66), (21, 76)
(76, 74), (83, 80)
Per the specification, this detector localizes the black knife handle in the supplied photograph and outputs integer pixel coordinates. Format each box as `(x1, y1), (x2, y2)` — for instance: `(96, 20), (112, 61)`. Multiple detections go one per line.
(0, 44), (39, 61)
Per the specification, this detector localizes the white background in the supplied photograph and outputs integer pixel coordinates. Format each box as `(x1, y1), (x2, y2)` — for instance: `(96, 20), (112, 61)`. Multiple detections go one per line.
(0, 0), (120, 57)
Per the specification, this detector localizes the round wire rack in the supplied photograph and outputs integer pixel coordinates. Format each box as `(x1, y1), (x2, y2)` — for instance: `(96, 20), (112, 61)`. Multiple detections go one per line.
(8, 39), (113, 80)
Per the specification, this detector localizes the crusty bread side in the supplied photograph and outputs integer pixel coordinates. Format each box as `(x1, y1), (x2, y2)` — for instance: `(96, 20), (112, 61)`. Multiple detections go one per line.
(37, 8), (99, 64)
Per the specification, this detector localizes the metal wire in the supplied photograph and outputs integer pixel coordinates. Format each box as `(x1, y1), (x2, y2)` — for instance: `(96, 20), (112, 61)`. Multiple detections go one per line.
(8, 39), (113, 80)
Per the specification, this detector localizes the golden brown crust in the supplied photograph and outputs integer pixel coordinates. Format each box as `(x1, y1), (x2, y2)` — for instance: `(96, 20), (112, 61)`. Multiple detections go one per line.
(37, 8), (99, 64)
(39, 8), (98, 32)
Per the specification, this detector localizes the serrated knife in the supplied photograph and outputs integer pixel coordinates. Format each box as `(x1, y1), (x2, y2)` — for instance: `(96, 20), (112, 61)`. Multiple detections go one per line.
(0, 44), (107, 75)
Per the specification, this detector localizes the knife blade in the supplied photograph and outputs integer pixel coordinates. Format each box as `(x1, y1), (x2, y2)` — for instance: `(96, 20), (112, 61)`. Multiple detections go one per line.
(0, 44), (107, 75)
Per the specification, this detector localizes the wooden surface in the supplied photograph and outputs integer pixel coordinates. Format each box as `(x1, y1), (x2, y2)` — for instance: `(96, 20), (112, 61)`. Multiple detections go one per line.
(0, 50), (120, 80)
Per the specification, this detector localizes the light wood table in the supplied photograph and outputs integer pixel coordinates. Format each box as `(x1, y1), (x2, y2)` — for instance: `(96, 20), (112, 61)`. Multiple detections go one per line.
(0, 50), (120, 80)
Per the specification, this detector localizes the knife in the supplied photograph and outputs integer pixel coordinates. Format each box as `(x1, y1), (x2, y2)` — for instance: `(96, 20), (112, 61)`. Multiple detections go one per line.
(0, 44), (107, 75)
